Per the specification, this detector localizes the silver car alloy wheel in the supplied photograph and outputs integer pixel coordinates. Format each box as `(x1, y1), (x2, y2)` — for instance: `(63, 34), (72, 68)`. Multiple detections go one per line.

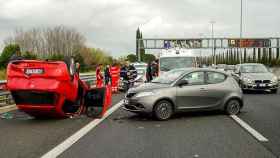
(226, 100), (241, 115)
(155, 102), (172, 120)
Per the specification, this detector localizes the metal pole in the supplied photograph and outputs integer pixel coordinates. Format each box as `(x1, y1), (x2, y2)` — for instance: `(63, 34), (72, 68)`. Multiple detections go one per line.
(210, 21), (216, 65)
(199, 33), (204, 66)
(239, 0), (243, 64)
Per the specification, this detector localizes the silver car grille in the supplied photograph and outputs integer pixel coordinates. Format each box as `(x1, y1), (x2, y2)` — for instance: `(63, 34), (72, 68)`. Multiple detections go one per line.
(254, 80), (271, 84)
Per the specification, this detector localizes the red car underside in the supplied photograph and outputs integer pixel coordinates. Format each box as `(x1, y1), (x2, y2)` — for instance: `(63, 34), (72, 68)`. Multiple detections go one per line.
(6, 60), (98, 118)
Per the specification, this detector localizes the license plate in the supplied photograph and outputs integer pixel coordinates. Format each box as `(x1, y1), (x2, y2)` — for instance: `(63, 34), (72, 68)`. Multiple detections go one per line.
(25, 68), (44, 75)
(259, 83), (266, 87)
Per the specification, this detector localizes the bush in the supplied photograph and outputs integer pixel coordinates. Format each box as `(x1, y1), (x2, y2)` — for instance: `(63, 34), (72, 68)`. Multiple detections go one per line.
(22, 51), (37, 60)
(0, 70), (6, 80)
(0, 44), (20, 69)
(47, 54), (65, 61)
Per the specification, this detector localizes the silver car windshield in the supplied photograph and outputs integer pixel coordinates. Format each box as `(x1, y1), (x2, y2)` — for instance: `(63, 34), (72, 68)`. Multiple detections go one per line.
(152, 69), (186, 84)
(240, 65), (268, 73)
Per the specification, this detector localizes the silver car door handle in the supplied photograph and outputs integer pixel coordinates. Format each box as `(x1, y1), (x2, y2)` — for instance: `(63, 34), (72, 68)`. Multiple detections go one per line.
(200, 88), (208, 92)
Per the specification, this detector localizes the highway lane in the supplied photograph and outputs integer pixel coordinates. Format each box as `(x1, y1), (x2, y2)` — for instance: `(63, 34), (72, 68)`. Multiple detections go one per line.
(59, 97), (276, 158)
(1, 91), (280, 158)
(0, 93), (123, 158)
(239, 90), (280, 157)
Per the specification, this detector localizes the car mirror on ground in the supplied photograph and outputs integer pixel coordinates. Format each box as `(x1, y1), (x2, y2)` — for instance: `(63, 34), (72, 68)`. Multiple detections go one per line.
(177, 80), (189, 87)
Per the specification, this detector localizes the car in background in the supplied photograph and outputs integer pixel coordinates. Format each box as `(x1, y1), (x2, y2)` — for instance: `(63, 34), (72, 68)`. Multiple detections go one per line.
(232, 63), (279, 93)
(123, 68), (243, 120)
(216, 64), (227, 71)
(225, 65), (236, 74)
(132, 62), (147, 82)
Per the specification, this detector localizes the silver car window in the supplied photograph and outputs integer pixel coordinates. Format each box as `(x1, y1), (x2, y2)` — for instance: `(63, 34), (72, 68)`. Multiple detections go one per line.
(206, 72), (226, 84)
(181, 72), (204, 85)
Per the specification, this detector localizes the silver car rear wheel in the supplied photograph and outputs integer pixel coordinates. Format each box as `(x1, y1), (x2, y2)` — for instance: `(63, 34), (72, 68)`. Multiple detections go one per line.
(154, 100), (173, 121)
(226, 100), (241, 115)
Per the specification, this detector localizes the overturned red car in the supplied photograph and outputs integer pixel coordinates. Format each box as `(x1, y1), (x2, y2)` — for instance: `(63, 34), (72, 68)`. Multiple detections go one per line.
(6, 58), (111, 118)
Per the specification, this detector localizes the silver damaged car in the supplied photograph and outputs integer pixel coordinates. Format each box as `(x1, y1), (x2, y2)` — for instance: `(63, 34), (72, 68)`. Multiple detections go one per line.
(122, 68), (244, 120)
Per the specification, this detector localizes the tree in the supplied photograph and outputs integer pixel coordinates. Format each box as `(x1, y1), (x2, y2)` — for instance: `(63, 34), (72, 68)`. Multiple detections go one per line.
(258, 48), (261, 63)
(243, 49), (247, 63)
(142, 54), (156, 63)
(0, 44), (20, 69)
(48, 54), (64, 61)
(73, 52), (87, 72)
(127, 54), (137, 62)
(253, 48), (256, 62)
(4, 26), (86, 57)
(276, 48), (280, 60)
(136, 28), (141, 60)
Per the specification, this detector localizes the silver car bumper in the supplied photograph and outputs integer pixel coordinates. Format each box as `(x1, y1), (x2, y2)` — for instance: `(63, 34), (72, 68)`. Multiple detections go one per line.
(122, 96), (156, 113)
(242, 83), (279, 91)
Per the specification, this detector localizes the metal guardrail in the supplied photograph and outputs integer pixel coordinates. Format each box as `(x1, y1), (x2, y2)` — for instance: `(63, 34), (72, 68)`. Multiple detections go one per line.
(0, 91), (14, 107)
(0, 74), (96, 107)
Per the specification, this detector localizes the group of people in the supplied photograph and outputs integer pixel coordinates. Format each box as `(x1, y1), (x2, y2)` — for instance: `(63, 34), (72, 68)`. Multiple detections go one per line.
(95, 62), (138, 92)
(96, 63), (121, 93)
(96, 60), (159, 92)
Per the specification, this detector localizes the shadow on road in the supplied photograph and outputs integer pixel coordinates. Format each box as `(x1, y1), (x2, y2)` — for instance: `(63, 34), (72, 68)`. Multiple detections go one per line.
(243, 90), (279, 95)
(116, 110), (233, 122)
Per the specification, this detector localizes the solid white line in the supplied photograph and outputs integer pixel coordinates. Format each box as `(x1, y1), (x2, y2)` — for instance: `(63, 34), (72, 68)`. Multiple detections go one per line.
(230, 115), (268, 142)
(41, 100), (123, 158)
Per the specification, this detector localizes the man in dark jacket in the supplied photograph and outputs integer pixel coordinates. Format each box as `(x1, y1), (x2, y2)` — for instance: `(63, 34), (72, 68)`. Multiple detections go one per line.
(104, 65), (111, 85)
(128, 64), (137, 81)
(146, 62), (153, 82)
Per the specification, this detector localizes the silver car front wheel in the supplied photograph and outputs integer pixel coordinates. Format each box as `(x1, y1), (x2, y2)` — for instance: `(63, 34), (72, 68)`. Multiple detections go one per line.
(154, 100), (173, 121)
(226, 99), (241, 115)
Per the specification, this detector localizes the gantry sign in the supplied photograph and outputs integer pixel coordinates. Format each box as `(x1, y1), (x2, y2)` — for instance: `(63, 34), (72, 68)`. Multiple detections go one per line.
(136, 37), (280, 60)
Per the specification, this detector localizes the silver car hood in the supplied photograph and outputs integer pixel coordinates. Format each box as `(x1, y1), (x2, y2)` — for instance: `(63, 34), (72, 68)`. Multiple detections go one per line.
(129, 83), (170, 93)
(241, 73), (275, 80)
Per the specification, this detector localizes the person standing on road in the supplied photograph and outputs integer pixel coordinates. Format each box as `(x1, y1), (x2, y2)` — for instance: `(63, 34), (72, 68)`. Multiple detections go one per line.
(104, 65), (111, 86)
(128, 64), (137, 87)
(146, 62), (153, 82)
(96, 64), (104, 88)
(151, 60), (159, 77)
(110, 63), (120, 93)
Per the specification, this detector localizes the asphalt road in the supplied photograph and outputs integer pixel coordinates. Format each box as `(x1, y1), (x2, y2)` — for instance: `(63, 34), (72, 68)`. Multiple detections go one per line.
(1, 91), (280, 158)
(0, 93), (123, 158)
(59, 91), (280, 158)
(239, 91), (280, 157)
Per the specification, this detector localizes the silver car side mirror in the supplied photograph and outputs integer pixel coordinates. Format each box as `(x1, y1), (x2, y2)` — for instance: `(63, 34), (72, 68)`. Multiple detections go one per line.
(177, 80), (189, 87)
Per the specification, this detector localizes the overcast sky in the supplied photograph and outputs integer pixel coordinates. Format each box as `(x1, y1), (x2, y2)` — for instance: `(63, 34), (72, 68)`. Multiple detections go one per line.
(0, 0), (279, 57)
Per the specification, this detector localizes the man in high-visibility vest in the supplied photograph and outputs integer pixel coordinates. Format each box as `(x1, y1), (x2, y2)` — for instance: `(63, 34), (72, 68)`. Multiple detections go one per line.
(110, 63), (120, 93)
(96, 64), (103, 88)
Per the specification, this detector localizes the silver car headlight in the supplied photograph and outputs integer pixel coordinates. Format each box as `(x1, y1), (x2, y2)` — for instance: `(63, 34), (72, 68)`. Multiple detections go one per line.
(135, 91), (154, 98)
(272, 76), (278, 84)
(243, 77), (253, 84)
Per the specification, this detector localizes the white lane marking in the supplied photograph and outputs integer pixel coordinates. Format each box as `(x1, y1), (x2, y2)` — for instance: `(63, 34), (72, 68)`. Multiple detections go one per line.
(41, 100), (123, 158)
(230, 115), (268, 142)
